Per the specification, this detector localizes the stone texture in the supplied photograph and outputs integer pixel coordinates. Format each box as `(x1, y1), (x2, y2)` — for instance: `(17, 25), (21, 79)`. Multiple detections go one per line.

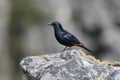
(20, 49), (120, 80)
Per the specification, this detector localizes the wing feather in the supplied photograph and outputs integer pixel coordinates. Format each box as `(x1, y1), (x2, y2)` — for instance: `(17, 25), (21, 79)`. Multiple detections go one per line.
(63, 31), (80, 44)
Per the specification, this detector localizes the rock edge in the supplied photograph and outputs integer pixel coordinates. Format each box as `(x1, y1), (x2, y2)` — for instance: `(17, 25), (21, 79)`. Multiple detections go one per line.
(20, 49), (120, 80)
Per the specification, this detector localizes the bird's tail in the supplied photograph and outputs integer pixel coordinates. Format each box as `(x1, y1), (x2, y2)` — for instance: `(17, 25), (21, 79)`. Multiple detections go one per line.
(81, 46), (92, 53)
(72, 43), (94, 54)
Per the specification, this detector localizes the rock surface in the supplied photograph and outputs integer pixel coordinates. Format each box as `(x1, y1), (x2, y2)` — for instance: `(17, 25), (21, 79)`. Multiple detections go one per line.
(20, 49), (120, 80)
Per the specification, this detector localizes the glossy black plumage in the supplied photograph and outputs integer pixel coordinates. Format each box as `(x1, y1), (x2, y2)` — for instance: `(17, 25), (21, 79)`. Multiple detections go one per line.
(48, 21), (92, 52)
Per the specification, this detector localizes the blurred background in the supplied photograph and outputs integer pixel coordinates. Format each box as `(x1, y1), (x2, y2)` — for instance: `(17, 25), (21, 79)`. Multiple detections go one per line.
(0, 0), (120, 80)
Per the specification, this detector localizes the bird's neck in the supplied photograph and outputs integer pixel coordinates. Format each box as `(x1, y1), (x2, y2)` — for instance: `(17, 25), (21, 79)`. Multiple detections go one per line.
(54, 25), (64, 32)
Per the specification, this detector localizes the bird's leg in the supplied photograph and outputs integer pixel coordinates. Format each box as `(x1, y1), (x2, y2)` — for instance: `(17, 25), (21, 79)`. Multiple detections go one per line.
(62, 46), (68, 51)
(66, 47), (72, 50)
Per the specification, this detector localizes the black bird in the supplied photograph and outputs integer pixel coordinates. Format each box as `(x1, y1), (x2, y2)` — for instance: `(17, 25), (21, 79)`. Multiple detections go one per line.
(48, 21), (92, 52)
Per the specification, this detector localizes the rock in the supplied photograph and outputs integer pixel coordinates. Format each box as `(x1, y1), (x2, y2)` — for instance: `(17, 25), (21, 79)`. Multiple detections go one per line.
(20, 49), (120, 80)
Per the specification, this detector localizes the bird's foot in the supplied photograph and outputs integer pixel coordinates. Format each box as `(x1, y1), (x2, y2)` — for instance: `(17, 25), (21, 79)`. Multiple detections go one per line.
(62, 47), (72, 52)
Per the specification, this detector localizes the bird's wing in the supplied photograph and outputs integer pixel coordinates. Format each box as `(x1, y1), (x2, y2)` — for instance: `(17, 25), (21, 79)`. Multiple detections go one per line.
(63, 31), (80, 44)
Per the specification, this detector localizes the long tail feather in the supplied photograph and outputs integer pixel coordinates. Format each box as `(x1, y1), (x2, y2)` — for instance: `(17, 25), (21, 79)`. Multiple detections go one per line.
(81, 46), (92, 53)
(74, 44), (92, 52)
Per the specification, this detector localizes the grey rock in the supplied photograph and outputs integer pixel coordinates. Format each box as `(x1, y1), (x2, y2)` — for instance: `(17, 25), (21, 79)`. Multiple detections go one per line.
(20, 49), (120, 80)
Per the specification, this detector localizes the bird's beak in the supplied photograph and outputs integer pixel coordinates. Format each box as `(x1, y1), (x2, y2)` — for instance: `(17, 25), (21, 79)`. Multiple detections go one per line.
(48, 23), (52, 26)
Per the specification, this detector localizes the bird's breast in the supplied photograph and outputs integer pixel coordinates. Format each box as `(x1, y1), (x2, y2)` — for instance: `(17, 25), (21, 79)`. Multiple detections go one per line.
(55, 32), (63, 40)
(55, 31), (65, 43)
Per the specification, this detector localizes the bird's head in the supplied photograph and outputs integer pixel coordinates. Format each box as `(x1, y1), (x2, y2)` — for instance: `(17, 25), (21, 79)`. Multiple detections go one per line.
(48, 21), (64, 31)
(48, 21), (62, 27)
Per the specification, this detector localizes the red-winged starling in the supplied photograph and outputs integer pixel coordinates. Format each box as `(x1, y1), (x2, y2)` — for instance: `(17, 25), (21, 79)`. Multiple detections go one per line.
(48, 21), (92, 52)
